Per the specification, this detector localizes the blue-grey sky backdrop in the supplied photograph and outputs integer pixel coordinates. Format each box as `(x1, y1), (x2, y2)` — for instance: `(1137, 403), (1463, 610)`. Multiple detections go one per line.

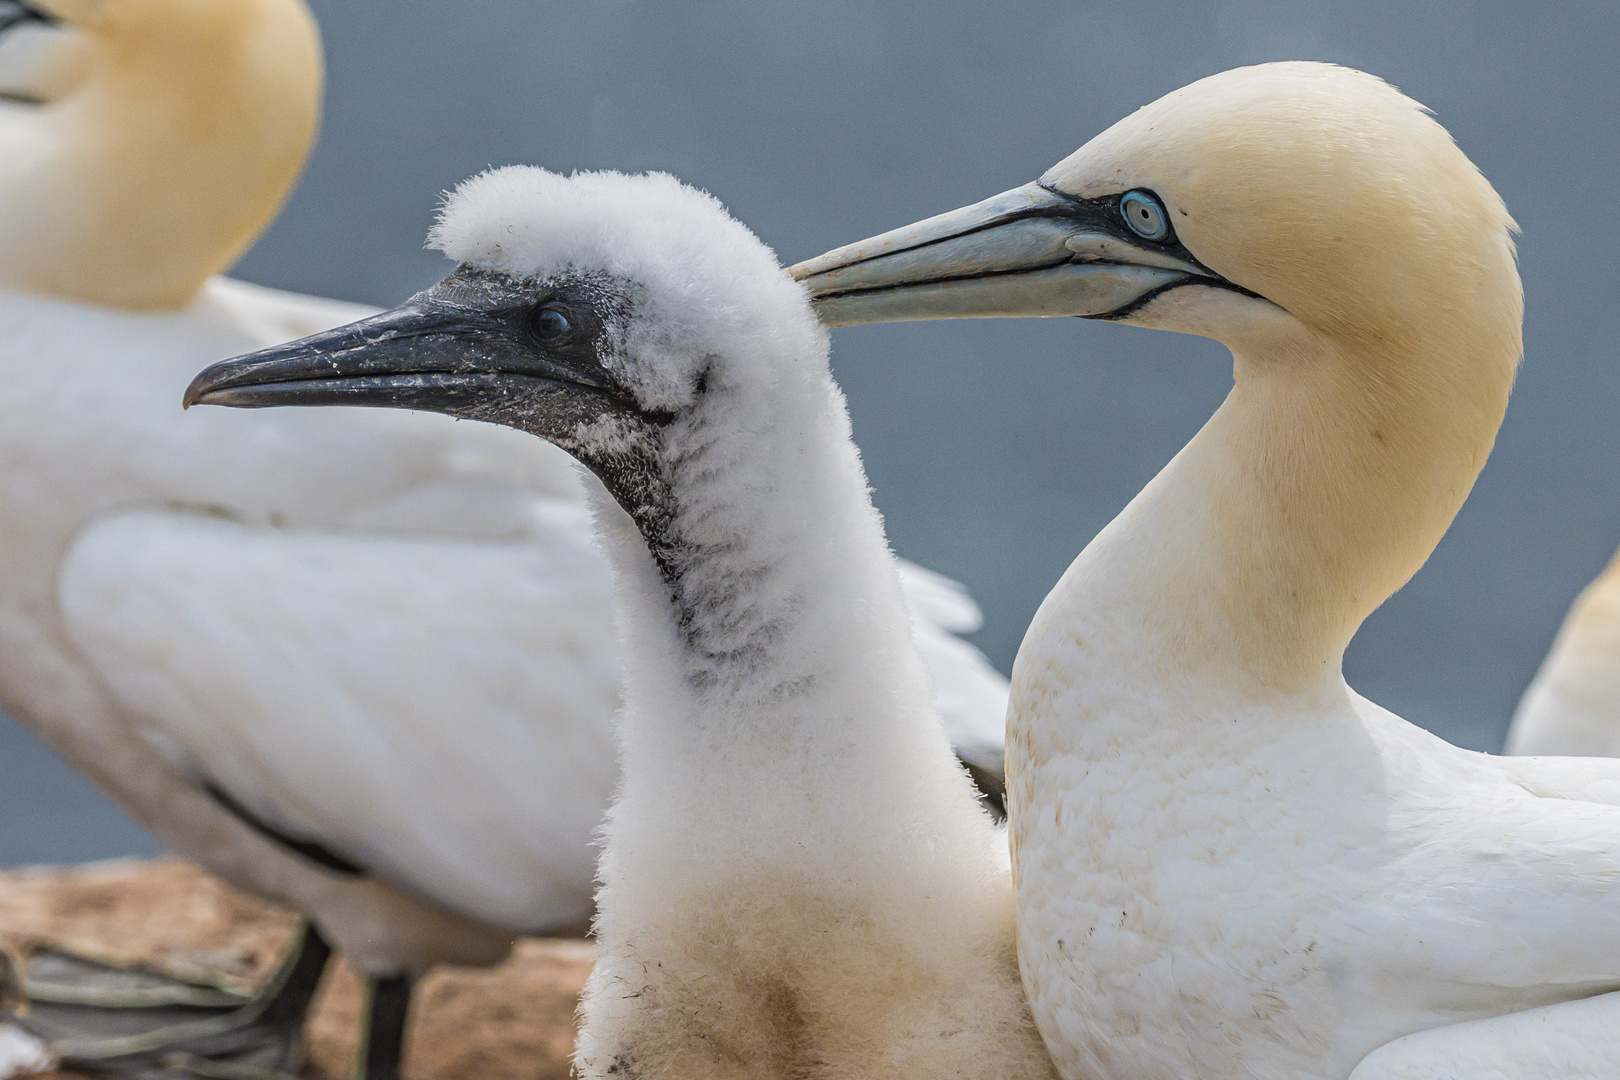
(4, 0), (1618, 863)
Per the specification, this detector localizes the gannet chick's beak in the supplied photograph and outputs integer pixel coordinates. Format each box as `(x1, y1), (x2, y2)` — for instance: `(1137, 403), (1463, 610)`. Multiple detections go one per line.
(186, 269), (659, 469)
(185, 255), (683, 551)
(790, 181), (1258, 325)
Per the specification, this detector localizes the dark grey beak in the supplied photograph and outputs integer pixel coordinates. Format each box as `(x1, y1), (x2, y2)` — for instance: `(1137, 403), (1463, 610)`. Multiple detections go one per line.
(185, 299), (505, 411)
(185, 274), (636, 437)
(788, 181), (1232, 327)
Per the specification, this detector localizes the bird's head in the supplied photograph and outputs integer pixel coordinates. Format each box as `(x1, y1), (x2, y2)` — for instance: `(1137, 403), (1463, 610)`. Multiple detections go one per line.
(0, 0), (321, 307)
(793, 62), (1520, 375)
(6, 0), (317, 100)
(185, 167), (827, 552)
(0, 1), (84, 101)
(792, 63), (1524, 673)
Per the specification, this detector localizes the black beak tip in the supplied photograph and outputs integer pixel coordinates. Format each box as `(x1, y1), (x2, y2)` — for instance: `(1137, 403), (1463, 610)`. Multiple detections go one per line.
(184, 354), (262, 410)
(182, 368), (223, 410)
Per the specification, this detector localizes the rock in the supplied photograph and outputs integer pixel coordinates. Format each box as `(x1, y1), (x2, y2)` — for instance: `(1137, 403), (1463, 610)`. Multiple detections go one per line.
(0, 858), (590, 1080)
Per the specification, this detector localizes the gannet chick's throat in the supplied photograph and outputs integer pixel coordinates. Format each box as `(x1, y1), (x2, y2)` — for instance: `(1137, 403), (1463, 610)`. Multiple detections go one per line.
(188, 169), (1057, 1080)
(794, 62), (1620, 1080)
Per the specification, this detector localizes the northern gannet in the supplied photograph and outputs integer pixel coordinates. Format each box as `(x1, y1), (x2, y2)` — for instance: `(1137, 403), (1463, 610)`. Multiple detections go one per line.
(1504, 546), (1620, 756)
(185, 166), (1058, 1080)
(790, 61), (1620, 1080)
(0, 2), (1012, 1077)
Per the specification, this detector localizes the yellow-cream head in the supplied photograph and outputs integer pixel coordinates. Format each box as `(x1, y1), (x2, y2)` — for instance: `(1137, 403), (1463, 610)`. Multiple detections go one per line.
(794, 62), (1519, 370)
(0, 0), (322, 308)
(793, 63), (1525, 674)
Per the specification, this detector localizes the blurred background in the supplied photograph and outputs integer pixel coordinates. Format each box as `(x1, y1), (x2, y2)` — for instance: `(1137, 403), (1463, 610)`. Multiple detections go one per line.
(4, 0), (1618, 862)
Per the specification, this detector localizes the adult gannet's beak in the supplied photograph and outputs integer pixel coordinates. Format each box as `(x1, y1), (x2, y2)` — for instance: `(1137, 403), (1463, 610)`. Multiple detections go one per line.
(789, 181), (1235, 327)
(184, 268), (637, 437)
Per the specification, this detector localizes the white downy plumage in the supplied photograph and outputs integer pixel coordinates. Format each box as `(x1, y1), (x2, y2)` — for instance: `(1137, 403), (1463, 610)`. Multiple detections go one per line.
(1504, 547), (1620, 757)
(792, 62), (1620, 1080)
(187, 166), (1058, 1080)
(0, 0), (1011, 1018)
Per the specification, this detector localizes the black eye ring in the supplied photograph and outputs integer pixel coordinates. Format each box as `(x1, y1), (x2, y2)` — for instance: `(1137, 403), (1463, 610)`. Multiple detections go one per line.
(532, 306), (571, 342)
(1119, 190), (1171, 242)
(0, 0), (54, 33)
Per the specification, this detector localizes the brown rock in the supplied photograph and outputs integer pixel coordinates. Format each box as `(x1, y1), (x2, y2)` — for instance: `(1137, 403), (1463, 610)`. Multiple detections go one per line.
(0, 858), (591, 1080)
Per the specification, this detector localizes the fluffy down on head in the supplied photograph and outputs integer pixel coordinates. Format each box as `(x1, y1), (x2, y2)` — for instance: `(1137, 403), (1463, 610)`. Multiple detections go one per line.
(432, 167), (827, 416)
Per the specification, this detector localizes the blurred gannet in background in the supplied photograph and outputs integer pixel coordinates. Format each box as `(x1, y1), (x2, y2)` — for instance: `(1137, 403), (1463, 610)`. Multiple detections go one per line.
(185, 167), (1058, 1080)
(0, 1), (1011, 1077)
(792, 61), (1620, 1080)
(1504, 546), (1620, 756)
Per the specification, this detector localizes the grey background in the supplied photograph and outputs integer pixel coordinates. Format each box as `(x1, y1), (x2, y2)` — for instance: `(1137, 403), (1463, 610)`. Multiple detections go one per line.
(4, 1), (1618, 863)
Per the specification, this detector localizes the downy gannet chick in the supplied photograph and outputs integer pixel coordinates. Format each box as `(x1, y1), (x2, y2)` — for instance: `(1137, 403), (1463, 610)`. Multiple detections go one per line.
(792, 61), (1620, 1080)
(186, 167), (1059, 1080)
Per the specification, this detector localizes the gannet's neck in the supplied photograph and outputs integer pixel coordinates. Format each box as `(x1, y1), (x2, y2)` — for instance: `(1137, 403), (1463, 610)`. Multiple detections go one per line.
(0, 0), (321, 309)
(1058, 299), (1519, 697)
(589, 360), (992, 880)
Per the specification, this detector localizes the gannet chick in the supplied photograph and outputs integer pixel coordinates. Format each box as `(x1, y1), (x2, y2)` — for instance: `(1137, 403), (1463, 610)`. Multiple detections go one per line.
(186, 167), (1059, 1080)
(1504, 546), (1620, 755)
(0, 3), (1013, 1073)
(790, 61), (1620, 1080)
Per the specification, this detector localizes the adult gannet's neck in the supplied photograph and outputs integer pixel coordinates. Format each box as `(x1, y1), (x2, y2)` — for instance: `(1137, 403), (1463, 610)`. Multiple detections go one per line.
(0, 0), (321, 309)
(1054, 297), (1519, 696)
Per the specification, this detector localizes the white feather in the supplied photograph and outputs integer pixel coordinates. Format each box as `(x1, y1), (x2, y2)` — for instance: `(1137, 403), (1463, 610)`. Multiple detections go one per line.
(1348, 991), (1620, 1080)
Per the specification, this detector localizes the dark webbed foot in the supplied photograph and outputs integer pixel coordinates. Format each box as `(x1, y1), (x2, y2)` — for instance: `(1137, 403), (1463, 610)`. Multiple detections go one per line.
(7, 923), (331, 1080)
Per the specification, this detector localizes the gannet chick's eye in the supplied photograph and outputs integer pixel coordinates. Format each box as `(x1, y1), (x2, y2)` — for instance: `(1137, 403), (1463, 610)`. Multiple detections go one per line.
(1119, 190), (1171, 242)
(532, 306), (572, 342)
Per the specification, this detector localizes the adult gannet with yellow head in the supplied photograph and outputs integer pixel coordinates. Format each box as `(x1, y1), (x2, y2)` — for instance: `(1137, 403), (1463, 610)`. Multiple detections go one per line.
(0, 5), (1013, 1077)
(793, 62), (1620, 1079)
(0, 0), (316, 306)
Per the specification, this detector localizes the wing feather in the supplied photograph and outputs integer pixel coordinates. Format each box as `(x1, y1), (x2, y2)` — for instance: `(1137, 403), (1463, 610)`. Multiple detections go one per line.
(58, 508), (621, 934)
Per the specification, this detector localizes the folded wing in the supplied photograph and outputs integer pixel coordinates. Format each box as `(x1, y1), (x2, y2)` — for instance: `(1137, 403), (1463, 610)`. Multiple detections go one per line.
(58, 505), (622, 934)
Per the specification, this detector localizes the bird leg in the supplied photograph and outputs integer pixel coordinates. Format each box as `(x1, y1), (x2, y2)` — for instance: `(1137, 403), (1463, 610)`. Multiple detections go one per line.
(349, 974), (415, 1080)
(0, 943), (24, 1015)
(8, 921), (332, 1080)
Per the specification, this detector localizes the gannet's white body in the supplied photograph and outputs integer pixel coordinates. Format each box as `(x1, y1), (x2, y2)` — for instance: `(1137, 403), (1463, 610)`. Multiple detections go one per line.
(793, 62), (1620, 1080)
(187, 166), (1058, 1080)
(0, 0), (1011, 1010)
(6, 278), (622, 941)
(1505, 548), (1620, 756)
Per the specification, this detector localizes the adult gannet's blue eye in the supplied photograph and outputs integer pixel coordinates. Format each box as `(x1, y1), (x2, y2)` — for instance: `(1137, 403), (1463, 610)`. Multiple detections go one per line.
(1120, 190), (1170, 242)
(533, 307), (571, 341)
